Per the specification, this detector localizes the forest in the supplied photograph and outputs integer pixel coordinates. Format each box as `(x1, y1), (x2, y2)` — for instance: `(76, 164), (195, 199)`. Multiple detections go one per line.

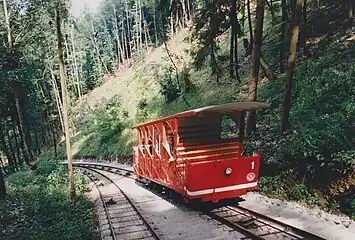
(0, 0), (354, 238)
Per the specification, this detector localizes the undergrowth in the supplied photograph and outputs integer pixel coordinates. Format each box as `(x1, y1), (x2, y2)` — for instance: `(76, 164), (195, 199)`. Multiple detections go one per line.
(71, 95), (135, 157)
(0, 156), (99, 239)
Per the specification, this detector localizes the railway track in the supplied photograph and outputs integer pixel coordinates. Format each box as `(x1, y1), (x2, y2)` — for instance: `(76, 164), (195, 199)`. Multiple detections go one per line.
(198, 205), (326, 240)
(72, 161), (326, 240)
(80, 166), (161, 240)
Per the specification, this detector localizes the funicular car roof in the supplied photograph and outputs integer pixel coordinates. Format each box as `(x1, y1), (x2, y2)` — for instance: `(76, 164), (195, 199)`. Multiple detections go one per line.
(132, 102), (270, 129)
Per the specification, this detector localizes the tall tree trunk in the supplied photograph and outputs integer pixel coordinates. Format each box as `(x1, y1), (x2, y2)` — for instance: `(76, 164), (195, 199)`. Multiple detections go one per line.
(134, 3), (139, 53)
(230, 0), (236, 79)
(186, 0), (191, 20)
(266, 0), (275, 25)
(348, 0), (353, 23)
(280, 0), (305, 134)
(90, 20), (108, 74)
(153, 2), (158, 45)
(260, 55), (277, 80)
(0, 166), (5, 199)
(234, 1), (240, 82)
(15, 121), (29, 165)
(247, 0), (253, 52)
(48, 65), (65, 133)
(121, 18), (128, 62)
(33, 131), (41, 155)
(0, 124), (15, 173)
(12, 124), (22, 165)
(302, 0), (310, 57)
(71, 25), (81, 100)
(246, 0), (265, 135)
(170, 2), (174, 39)
(3, 0), (12, 52)
(180, 0), (188, 27)
(125, 0), (132, 58)
(143, 14), (151, 48)
(55, 0), (75, 199)
(139, 0), (143, 50)
(230, 0), (241, 82)
(5, 129), (17, 170)
(12, 84), (35, 168)
(241, 0), (246, 32)
(280, 0), (287, 73)
(113, 5), (124, 67)
(50, 116), (57, 158)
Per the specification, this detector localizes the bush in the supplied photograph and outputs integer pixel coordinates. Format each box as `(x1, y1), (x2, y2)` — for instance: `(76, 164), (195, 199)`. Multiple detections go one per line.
(0, 157), (98, 239)
(72, 95), (134, 157)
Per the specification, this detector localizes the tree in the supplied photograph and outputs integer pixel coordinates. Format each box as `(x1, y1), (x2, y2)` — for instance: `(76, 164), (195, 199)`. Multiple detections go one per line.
(0, 124), (15, 173)
(55, 0), (75, 199)
(247, 0), (253, 52)
(230, 0), (241, 82)
(2, 0), (38, 169)
(246, 0), (265, 135)
(280, 0), (287, 73)
(349, 0), (353, 23)
(280, 0), (305, 133)
(0, 166), (5, 199)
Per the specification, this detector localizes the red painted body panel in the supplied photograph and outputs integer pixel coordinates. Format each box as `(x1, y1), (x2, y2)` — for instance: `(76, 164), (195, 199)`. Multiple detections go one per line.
(185, 155), (260, 202)
(132, 102), (269, 203)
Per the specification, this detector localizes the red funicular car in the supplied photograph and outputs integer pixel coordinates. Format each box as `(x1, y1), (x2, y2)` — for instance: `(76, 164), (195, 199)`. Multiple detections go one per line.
(132, 102), (270, 203)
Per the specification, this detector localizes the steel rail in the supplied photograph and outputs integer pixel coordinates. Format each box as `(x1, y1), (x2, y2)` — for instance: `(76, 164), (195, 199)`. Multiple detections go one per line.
(198, 208), (265, 240)
(228, 205), (326, 240)
(84, 171), (117, 240)
(79, 166), (161, 240)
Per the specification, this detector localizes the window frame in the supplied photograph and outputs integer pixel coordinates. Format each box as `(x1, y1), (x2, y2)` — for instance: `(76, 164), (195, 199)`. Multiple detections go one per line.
(219, 113), (245, 142)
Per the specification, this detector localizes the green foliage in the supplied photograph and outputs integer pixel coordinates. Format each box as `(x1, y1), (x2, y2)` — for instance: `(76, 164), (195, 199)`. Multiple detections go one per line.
(258, 176), (286, 197)
(72, 95), (134, 157)
(157, 66), (181, 103)
(257, 44), (354, 174)
(350, 199), (355, 219)
(190, 0), (229, 70)
(289, 184), (312, 201)
(0, 156), (98, 239)
(329, 150), (355, 171)
(155, 63), (196, 103)
(252, 41), (355, 217)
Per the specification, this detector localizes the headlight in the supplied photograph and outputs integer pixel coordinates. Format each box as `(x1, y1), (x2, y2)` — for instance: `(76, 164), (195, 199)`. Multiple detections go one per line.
(225, 167), (232, 175)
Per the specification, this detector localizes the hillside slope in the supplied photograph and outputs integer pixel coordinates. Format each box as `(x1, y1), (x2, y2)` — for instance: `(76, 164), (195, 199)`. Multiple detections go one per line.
(77, 29), (191, 119)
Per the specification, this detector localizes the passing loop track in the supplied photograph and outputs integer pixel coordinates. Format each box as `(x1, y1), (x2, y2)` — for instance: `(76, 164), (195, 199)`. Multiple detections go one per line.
(79, 166), (161, 240)
(72, 162), (325, 240)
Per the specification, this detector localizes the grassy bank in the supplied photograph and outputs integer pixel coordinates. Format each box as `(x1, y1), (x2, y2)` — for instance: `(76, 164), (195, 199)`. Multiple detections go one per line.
(0, 154), (99, 239)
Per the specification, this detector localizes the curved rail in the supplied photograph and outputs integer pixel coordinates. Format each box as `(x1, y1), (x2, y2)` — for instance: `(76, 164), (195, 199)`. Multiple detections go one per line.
(83, 170), (117, 240)
(70, 161), (325, 240)
(79, 166), (161, 240)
